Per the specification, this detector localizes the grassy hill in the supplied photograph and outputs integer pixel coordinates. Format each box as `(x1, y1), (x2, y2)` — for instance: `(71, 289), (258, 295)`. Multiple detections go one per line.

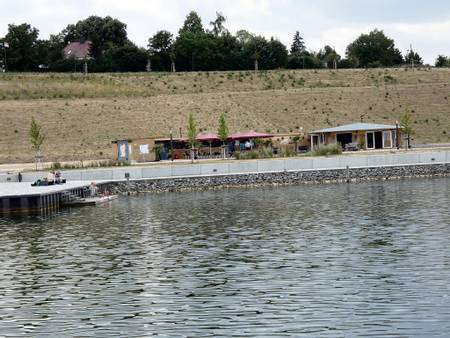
(0, 68), (449, 163)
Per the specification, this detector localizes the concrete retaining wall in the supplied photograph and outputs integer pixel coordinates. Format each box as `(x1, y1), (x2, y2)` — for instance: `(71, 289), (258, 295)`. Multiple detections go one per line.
(106, 164), (450, 195)
(9, 149), (450, 183)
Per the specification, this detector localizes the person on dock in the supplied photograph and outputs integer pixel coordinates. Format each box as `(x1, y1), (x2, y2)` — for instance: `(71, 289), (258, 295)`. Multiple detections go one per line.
(89, 182), (98, 197)
(55, 171), (62, 184)
(47, 171), (55, 185)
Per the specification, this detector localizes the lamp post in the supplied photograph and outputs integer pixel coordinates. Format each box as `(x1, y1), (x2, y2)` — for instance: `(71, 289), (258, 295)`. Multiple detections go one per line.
(170, 129), (174, 162)
(395, 120), (399, 149)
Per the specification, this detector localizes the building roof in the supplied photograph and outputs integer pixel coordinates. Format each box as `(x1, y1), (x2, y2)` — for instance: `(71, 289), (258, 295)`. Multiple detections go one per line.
(63, 41), (92, 60)
(229, 131), (274, 140)
(310, 122), (399, 134)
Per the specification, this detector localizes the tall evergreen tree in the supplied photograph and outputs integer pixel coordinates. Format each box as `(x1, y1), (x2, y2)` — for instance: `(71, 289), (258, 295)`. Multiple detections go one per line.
(290, 31), (305, 55)
(179, 11), (204, 35)
(405, 49), (423, 66)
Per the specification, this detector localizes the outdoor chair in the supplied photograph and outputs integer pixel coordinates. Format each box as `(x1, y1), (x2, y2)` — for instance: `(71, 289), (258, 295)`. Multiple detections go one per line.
(345, 143), (359, 151)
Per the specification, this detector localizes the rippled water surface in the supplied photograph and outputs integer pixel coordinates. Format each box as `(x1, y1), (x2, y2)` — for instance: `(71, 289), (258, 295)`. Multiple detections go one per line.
(1, 178), (450, 337)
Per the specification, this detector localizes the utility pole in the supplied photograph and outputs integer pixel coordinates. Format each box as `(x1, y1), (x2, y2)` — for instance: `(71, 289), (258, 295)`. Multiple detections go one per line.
(333, 46), (337, 69)
(170, 129), (174, 161)
(2, 42), (8, 72)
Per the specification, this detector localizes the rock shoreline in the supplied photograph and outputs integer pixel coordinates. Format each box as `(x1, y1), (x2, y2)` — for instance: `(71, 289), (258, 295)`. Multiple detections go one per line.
(105, 164), (450, 195)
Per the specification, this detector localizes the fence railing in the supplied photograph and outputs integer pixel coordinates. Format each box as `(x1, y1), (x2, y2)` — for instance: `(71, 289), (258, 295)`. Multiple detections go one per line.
(9, 150), (450, 183)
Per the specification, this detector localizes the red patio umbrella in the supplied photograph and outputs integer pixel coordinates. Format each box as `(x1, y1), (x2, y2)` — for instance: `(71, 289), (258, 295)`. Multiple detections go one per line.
(196, 132), (219, 142)
(197, 132), (219, 156)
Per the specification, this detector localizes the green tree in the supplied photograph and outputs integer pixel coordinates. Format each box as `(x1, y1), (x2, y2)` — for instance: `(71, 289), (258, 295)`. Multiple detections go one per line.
(435, 55), (449, 67)
(148, 30), (174, 71)
(400, 107), (414, 149)
(187, 113), (198, 162)
(179, 11), (204, 34)
(346, 29), (403, 67)
(242, 35), (288, 70)
(217, 113), (229, 142)
(149, 30), (173, 53)
(318, 45), (341, 69)
(217, 113), (229, 158)
(46, 33), (66, 64)
(63, 16), (127, 58)
(290, 31), (305, 55)
(209, 12), (227, 37)
(405, 49), (423, 66)
(97, 43), (148, 72)
(287, 52), (321, 69)
(174, 31), (218, 71)
(30, 117), (45, 169)
(4, 23), (42, 71)
(337, 58), (355, 69)
(235, 29), (253, 45)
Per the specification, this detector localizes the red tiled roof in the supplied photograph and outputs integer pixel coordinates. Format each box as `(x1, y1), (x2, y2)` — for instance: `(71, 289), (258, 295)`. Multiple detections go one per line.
(63, 41), (92, 60)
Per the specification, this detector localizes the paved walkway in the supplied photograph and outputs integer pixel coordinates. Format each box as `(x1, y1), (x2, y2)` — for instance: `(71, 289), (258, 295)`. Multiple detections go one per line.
(0, 181), (106, 198)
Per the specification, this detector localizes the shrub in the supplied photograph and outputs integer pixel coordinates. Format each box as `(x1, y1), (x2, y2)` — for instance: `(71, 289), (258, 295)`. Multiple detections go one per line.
(384, 75), (397, 84)
(313, 144), (342, 156)
(51, 162), (62, 170)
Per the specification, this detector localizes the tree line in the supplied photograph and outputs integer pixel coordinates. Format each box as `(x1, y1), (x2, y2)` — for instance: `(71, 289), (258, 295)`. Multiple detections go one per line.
(0, 11), (447, 73)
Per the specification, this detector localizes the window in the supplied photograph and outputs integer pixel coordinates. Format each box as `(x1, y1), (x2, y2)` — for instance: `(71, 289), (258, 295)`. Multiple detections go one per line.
(392, 131), (397, 148)
(383, 131), (392, 148)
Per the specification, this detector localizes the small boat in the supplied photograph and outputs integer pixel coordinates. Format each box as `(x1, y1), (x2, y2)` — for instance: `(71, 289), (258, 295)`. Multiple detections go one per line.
(62, 195), (118, 207)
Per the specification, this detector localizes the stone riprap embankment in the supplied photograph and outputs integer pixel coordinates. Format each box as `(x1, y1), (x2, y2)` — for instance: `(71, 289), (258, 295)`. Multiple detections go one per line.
(106, 163), (450, 195)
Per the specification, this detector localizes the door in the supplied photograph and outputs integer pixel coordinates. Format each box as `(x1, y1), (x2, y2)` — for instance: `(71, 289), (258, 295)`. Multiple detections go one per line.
(311, 135), (319, 151)
(375, 131), (383, 149)
(117, 140), (129, 161)
(366, 132), (374, 149)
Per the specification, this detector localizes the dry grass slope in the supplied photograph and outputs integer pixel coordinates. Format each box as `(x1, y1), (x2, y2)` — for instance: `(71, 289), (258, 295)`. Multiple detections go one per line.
(0, 68), (449, 163)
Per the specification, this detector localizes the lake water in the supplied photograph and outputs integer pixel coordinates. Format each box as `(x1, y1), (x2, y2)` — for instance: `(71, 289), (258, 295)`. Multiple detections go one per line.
(0, 178), (449, 337)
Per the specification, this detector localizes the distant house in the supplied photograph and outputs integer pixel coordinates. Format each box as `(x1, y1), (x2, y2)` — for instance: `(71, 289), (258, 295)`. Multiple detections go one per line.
(309, 122), (402, 151)
(63, 41), (92, 60)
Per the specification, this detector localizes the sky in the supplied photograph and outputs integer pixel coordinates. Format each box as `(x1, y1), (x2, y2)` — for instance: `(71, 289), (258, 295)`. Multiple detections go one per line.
(1, 0), (450, 64)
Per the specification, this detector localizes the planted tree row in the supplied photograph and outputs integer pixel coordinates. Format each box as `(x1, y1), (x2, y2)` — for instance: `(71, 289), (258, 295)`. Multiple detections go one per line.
(0, 11), (445, 73)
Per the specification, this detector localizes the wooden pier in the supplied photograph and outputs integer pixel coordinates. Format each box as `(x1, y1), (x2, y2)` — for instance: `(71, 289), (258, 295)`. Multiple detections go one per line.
(0, 181), (107, 216)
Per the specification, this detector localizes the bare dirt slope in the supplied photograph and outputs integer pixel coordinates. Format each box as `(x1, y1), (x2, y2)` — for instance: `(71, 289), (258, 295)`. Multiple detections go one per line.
(0, 68), (449, 163)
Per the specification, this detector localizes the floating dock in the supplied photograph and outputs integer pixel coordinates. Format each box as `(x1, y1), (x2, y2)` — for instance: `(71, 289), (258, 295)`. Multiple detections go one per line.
(61, 195), (118, 207)
(0, 181), (108, 216)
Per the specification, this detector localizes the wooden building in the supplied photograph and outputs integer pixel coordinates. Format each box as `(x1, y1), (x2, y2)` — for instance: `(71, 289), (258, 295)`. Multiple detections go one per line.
(309, 122), (402, 151)
(112, 138), (156, 162)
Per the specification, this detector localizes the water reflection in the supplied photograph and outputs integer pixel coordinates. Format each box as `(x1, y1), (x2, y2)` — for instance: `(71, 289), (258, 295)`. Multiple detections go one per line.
(0, 178), (449, 337)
